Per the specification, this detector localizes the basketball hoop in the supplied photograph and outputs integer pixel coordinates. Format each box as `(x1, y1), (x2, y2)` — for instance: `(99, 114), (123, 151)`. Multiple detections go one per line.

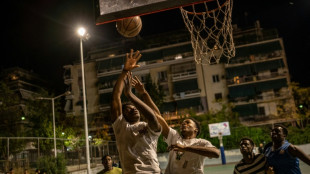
(180, 0), (235, 65)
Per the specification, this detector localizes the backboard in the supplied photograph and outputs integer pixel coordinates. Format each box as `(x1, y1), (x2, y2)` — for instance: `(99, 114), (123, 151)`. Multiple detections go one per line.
(93, 0), (209, 25)
(208, 122), (231, 138)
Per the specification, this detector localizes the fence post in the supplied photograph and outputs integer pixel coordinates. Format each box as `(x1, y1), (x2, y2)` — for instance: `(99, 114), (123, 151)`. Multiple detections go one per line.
(6, 138), (9, 171)
(38, 138), (40, 158)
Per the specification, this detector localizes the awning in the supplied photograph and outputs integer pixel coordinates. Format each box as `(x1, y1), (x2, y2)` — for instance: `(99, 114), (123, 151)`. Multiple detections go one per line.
(141, 51), (163, 62)
(162, 44), (192, 57)
(176, 97), (201, 109)
(233, 103), (258, 117)
(235, 41), (282, 57)
(173, 79), (198, 93)
(255, 78), (287, 91)
(98, 74), (119, 84)
(159, 101), (177, 112)
(226, 59), (285, 79)
(226, 65), (253, 79)
(97, 57), (125, 71)
(253, 59), (284, 72)
(229, 84), (256, 98)
(99, 93), (113, 105)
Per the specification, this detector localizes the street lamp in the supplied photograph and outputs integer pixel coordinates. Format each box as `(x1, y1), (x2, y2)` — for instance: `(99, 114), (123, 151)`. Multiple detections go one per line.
(77, 27), (91, 174)
(37, 91), (71, 158)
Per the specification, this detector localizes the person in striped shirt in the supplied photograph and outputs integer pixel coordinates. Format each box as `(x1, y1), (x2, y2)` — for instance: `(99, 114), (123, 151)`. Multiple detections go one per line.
(234, 137), (270, 174)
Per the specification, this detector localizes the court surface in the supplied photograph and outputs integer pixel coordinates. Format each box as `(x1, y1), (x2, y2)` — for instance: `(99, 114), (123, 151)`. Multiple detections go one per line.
(203, 161), (310, 174)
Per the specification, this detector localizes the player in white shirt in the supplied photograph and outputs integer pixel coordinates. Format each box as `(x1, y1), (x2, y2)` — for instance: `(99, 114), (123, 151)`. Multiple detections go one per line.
(131, 75), (220, 174)
(111, 49), (162, 174)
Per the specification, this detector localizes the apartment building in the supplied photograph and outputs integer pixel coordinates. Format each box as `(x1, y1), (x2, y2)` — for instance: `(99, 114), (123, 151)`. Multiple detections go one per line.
(63, 22), (295, 136)
(0, 67), (49, 132)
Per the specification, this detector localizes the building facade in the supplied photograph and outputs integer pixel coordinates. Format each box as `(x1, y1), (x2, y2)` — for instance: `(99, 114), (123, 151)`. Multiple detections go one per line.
(0, 67), (49, 133)
(63, 22), (295, 136)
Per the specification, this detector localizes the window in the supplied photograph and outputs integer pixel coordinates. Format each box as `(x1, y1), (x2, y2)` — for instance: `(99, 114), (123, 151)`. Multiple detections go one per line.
(160, 84), (169, 95)
(140, 74), (148, 83)
(233, 76), (240, 84)
(158, 71), (167, 82)
(212, 75), (220, 83)
(215, 93), (222, 100)
(258, 107), (265, 115)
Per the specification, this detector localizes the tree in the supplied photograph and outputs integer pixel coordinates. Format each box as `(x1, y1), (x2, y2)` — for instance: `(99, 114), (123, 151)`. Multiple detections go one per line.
(290, 82), (310, 128)
(37, 153), (67, 174)
(25, 90), (80, 154)
(0, 81), (27, 159)
(143, 74), (165, 108)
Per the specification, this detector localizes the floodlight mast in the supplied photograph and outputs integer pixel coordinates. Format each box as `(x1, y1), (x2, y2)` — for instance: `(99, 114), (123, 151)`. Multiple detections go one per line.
(77, 27), (91, 174)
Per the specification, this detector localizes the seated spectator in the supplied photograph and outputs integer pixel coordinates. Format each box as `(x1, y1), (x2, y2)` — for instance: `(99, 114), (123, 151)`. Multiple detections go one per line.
(97, 155), (122, 174)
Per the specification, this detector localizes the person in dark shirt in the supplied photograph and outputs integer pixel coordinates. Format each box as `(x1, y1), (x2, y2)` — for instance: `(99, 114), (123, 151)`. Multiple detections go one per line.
(234, 137), (270, 174)
(264, 124), (310, 174)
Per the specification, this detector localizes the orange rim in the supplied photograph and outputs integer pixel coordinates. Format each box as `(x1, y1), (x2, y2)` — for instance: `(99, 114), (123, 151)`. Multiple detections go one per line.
(181, 0), (230, 15)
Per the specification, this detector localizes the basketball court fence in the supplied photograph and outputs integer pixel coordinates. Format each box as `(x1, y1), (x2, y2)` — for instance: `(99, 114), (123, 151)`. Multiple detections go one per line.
(0, 137), (118, 173)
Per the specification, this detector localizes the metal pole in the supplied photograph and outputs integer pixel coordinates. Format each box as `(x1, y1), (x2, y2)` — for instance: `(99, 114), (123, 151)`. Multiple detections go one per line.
(38, 138), (40, 158)
(52, 98), (57, 158)
(80, 37), (91, 173)
(7, 138), (9, 171)
(218, 133), (226, 165)
(7, 138), (9, 160)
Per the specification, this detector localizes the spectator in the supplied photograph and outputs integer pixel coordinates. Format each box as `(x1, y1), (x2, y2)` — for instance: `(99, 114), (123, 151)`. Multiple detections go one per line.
(97, 155), (122, 174)
(264, 124), (310, 174)
(234, 137), (269, 174)
(35, 169), (40, 174)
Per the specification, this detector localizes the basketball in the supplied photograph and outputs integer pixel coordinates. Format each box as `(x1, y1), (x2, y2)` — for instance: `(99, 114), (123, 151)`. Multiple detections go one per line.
(116, 16), (142, 38)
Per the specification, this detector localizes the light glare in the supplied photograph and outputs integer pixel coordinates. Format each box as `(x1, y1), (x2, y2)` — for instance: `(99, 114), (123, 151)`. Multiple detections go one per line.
(78, 28), (86, 36)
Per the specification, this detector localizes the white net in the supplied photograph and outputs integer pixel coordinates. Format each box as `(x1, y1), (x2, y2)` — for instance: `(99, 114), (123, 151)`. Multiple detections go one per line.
(180, 0), (235, 64)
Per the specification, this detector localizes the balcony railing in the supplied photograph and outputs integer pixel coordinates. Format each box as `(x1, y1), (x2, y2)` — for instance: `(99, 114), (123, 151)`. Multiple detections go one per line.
(173, 89), (201, 100)
(227, 71), (287, 86)
(172, 70), (197, 81)
(97, 51), (194, 74)
(227, 50), (283, 66)
(99, 104), (110, 111)
(231, 89), (291, 105)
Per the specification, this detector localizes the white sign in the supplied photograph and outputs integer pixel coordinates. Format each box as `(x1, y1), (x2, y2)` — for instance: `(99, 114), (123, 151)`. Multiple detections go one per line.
(208, 122), (231, 138)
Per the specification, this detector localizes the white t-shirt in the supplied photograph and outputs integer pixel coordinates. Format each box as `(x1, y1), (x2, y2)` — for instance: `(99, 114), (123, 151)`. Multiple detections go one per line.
(164, 128), (215, 174)
(112, 114), (161, 174)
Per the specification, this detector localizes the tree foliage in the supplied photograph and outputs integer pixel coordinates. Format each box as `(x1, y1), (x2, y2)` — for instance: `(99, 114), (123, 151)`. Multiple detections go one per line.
(290, 82), (310, 128)
(25, 90), (80, 154)
(36, 153), (66, 174)
(143, 74), (165, 108)
(0, 81), (27, 158)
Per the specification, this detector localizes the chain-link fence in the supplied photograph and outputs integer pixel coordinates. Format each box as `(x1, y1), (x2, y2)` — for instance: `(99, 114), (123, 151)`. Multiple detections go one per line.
(0, 137), (118, 173)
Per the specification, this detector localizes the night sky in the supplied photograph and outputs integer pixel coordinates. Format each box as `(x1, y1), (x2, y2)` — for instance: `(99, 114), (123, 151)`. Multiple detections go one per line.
(2, 0), (310, 94)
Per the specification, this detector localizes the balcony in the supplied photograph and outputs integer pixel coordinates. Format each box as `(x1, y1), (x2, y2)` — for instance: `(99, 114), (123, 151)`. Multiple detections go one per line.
(97, 51), (194, 76)
(99, 104), (110, 111)
(172, 70), (197, 81)
(240, 115), (296, 127)
(64, 75), (73, 85)
(227, 71), (287, 86)
(173, 89), (201, 100)
(231, 89), (291, 106)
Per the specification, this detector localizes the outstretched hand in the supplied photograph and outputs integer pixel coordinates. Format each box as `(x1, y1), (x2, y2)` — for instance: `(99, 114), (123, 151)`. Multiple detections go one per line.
(132, 76), (146, 95)
(124, 72), (133, 97)
(123, 49), (142, 71)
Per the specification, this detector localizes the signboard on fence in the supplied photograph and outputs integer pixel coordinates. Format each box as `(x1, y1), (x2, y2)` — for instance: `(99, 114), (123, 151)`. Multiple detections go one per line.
(208, 122), (231, 138)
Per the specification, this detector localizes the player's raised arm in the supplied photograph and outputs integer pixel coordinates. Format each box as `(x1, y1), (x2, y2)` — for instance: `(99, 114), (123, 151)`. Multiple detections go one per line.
(124, 73), (161, 132)
(110, 49), (141, 123)
(132, 76), (169, 138)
